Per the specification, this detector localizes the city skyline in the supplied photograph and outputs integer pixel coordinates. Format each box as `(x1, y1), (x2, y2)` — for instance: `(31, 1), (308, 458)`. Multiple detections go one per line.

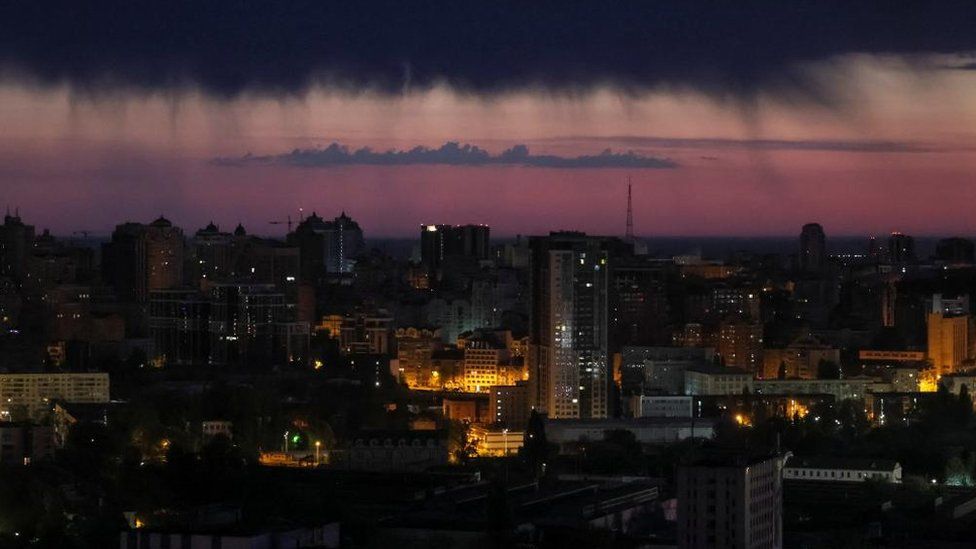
(5, 4), (976, 547)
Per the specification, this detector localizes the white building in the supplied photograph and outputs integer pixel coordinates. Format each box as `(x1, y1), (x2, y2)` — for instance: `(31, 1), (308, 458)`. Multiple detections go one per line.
(784, 456), (902, 484)
(753, 377), (880, 401)
(683, 366), (754, 396)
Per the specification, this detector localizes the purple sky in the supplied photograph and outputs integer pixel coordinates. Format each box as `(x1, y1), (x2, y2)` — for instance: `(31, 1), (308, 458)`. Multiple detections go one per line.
(2, 56), (976, 238)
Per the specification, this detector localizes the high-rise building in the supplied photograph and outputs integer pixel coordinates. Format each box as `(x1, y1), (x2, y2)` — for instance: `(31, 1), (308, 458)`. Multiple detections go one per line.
(103, 217), (184, 302)
(887, 232), (916, 264)
(927, 312), (973, 377)
(717, 319), (763, 373)
(191, 222), (233, 282)
(207, 283), (290, 367)
(677, 452), (784, 549)
(0, 209), (35, 280)
(149, 289), (210, 366)
(609, 257), (671, 350)
(419, 223), (490, 278)
(529, 232), (620, 419)
(798, 223), (826, 272)
(330, 212), (365, 273)
(289, 212), (364, 281)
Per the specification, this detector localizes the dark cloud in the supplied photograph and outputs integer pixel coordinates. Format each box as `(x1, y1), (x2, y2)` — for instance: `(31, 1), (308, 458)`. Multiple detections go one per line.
(213, 142), (676, 169)
(545, 136), (948, 153)
(1, 1), (975, 99)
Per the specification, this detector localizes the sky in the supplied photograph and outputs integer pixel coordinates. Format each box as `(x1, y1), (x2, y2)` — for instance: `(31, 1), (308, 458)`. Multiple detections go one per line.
(1, 2), (976, 238)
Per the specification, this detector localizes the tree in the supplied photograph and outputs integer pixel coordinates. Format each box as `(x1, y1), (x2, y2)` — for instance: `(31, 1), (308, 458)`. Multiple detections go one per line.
(817, 359), (841, 380)
(958, 384), (974, 424)
(485, 479), (513, 542)
(522, 410), (549, 478)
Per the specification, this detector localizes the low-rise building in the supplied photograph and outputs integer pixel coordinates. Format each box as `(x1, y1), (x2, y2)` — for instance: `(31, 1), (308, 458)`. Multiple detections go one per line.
(468, 425), (523, 456)
(0, 372), (110, 420)
(628, 395), (694, 418)
(545, 417), (716, 452)
(684, 365), (753, 396)
(784, 456), (902, 483)
(202, 420), (233, 439)
(753, 377), (879, 401)
(343, 430), (449, 472)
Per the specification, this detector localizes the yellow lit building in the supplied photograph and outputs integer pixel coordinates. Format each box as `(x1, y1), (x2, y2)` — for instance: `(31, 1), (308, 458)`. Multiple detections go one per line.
(927, 313), (972, 376)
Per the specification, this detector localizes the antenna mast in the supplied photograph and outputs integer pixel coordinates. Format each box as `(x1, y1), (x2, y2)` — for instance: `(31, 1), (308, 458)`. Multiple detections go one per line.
(625, 177), (634, 242)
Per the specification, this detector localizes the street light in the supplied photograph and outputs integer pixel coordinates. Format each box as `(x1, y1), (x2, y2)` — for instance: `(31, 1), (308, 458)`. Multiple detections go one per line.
(283, 431), (290, 452)
(315, 441), (322, 464)
(503, 428), (509, 456)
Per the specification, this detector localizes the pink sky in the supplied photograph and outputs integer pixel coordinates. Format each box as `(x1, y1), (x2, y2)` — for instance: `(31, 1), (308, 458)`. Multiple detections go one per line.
(1, 55), (975, 238)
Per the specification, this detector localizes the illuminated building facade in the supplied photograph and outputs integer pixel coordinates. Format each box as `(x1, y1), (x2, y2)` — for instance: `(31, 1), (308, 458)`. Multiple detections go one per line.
(926, 312), (973, 376)
(529, 232), (615, 419)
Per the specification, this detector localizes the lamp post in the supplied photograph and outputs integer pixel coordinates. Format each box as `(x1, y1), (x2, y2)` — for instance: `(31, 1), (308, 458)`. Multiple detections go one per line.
(283, 431), (290, 453)
(315, 441), (322, 464)
(502, 428), (509, 456)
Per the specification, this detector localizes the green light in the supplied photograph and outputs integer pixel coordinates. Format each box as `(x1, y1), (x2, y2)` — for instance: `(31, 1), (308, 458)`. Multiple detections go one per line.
(291, 434), (300, 444)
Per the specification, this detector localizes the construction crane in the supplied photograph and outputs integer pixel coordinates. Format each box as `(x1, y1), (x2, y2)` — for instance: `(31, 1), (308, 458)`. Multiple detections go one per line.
(269, 215), (293, 233)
